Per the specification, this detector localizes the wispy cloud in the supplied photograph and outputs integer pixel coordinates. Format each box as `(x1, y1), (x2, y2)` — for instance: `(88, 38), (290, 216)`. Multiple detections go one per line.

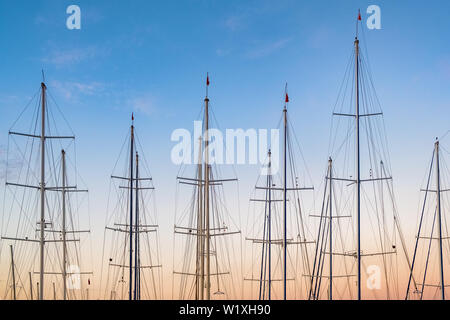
(34, 14), (48, 26)
(42, 46), (103, 67)
(216, 48), (232, 57)
(245, 37), (292, 59)
(49, 80), (105, 101)
(127, 94), (158, 116)
(307, 26), (334, 49)
(224, 14), (245, 32)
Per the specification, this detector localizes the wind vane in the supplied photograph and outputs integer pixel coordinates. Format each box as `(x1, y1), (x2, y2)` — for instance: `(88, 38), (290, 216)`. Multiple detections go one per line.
(356, 9), (362, 38)
(206, 72), (210, 98)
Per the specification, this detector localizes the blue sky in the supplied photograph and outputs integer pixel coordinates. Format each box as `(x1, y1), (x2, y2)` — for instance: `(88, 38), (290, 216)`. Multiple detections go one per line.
(0, 0), (450, 297)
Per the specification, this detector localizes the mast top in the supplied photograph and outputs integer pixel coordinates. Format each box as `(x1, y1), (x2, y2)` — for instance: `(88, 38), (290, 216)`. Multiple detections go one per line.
(284, 83), (289, 111)
(355, 9), (362, 40)
(41, 69), (46, 84)
(205, 72), (210, 100)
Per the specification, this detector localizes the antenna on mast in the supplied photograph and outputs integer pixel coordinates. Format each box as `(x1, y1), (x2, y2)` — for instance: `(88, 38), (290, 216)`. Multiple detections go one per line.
(206, 72), (210, 98)
(284, 83), (289, 110)
(356, 9), (362, 39)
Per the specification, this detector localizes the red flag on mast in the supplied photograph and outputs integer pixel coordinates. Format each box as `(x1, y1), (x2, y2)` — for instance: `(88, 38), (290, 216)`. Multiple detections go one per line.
(285, 93), (289, 103)
(206, 74), (210, 86)
(358, 10), (361, 21)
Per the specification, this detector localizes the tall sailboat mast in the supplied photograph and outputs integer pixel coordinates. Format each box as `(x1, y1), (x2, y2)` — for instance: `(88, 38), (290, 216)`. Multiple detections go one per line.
(62, 149), (67, 300)
(10, 245), (16, 300)
(407, 139), (448, 300)
(204, 82), (211, 300)
(134, 152), (138, 299)
(129, 116), (134, 300)
(354, 35), (362, 301)
(2, 78), (91, 300)
(435, 140), (445, 300)
(246, 150), (276, 300)
(282, 87), (288, 300)
(328, 158), (333, 300)
(196, 136), (204, 300)
(134, 152), (140, 300)
(105, 114), (160, 300)
(312, 10), (402, 299)
(39, 82), (46, 300)
(29, 272), (33, 300)
(268, 150), (272, 300)
(175, 74), (240, 300)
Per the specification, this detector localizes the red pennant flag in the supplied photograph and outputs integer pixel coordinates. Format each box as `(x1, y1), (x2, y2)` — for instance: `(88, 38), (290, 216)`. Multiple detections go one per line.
(285, 93), (289, 103)
(358, 10), (361, 21)
(88, 279), (91, 285)
(132, 113), (134, 121)
(206, 74), (210, 86)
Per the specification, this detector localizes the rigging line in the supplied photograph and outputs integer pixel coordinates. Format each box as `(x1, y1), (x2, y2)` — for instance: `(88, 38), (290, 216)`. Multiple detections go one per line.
(287, 117), (315, 193)
(328, 48), (355, 155)
(134, 130), (156, 181)
(420, 207), (438, 300)
(309, 173), (328, 299)
(330, 51), (356, 157)
(332, 181), (354, 299)
(8, 89), (41, 131)
(440, 130), (450, 142)
(47, 91), (75, 137)
(312, 194), (330, 299)
(407, 149), (435, 298)
(4, 98), (43, 235)
(315, 214), (330, 299)
(286, 127), (312, 288)
(360, 55), (392, 171)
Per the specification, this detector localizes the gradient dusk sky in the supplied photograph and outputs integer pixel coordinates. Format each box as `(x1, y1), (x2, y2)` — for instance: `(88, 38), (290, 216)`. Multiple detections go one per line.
(0, 0), (449, 299)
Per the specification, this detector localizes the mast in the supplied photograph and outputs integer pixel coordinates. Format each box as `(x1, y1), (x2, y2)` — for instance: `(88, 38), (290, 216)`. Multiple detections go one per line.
(39, 82), (46, 300)
(105, 114), (159, 300)
(283, 86), (288, 300)
(2, 80), (87, 301)
(175, 74), (239, 299)
(204, 89), (211, 300)
(196, 136), (203, 300)
(62, 149), (67, 300)
(134, 152), (140, 300)
(268, 150), (272, 300)
(354, 35), (362, 301)
(10, 245), (16, 300)
(328, 158), (333, 300)
(129, 116), (134, 300)
(435, 140), (445, 300)
(29, 272), (33, 300)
